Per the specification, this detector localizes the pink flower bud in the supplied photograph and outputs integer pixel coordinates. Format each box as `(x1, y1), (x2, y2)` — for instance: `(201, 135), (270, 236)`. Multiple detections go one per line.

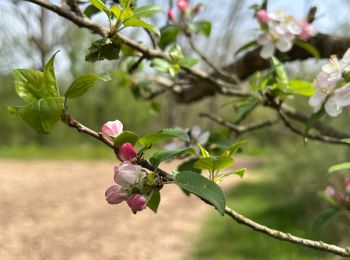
(193, 4), (201, 14)
(105, 184), (128, 204)
(298, 21), (314, 41)
(256, 9), (269, 24)
(177, 0), (189, 11)
(119, 143), (137, 162)
(114, 161), (143, 187)
(102, 120), (123, 138)
(167, 9), (175, 21)
(345, 177), (350, 193)
(336, 192), (346, 204)
(324, 185), (336, 197)
(127, 193), (147, 214)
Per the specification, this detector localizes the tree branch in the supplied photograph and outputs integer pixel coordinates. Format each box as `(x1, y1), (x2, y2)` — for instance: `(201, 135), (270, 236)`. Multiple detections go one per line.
(224, 206), (350, 257)
(178, 33), (350, 103)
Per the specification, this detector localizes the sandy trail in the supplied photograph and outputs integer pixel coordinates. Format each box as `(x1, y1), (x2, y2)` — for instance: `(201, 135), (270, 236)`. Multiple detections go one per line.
(0, 158), (256, 260)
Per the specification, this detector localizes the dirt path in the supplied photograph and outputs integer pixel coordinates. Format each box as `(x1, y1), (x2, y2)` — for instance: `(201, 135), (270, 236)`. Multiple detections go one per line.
(0, 158), (257, 260)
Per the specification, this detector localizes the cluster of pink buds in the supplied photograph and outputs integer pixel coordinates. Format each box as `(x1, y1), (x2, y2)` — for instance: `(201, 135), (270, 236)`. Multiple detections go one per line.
(102, 120), (148, 214)
(323, 177), (350, 210)
(255, 9), (315, 59)
(167, 0), (202, 23)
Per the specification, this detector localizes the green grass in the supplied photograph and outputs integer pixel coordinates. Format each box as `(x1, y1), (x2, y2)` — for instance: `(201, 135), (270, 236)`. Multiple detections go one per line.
(189, 174), (342, 260)
(0, 145), (115, 160)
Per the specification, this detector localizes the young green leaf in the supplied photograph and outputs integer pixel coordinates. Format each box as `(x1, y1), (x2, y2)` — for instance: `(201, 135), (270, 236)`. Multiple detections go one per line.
(84, 4), (100, 17)
(89, 0), (111, 16)
(271, 56), (288, 83)
(191, 20), (212, 37)
(234, 40), (258, 56)
(114, 131), (139, 147)
(328, 162), (350, 173)
(286, 79), (315, 96)
(151, 58), (170, 73)
(179, 57), (199, 68)
(9, 97), (64, 134)
(220, 168), (246, 179)
(294, 39), (320, 58)
(13, 69), (44, 102)
(43, 51), (60, 97)
(123, 18), (160, 36)
(133, 5), (162, 18)
(149, 147), (196, 166)
(64, 73), (111, 99)
(194, 156), (234, 171)
(197, 143), (209, 158)
(147, 189), (161, 213)
(178, 158), (201, 174)
(139, 128), (190, 146)
(225, 140), (248, 156)
(110, 5), (122, 18)
(175, 171), (226, 215)
(168, 45), (184, 64)
(159, 25), (181, 49)
(85, 38), (121, 62)
(120, 0), (131, 8)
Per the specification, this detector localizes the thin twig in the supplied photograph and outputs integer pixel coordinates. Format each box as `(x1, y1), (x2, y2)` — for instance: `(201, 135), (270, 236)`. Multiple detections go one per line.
(277, 109), (350, 146)
(187, 36), (240, 84)
(225, 206), (350, 257)
(199, 112), (278, 135)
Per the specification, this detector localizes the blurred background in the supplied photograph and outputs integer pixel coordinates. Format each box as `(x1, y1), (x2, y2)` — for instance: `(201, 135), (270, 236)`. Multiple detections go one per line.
(1, 0), (350, 259)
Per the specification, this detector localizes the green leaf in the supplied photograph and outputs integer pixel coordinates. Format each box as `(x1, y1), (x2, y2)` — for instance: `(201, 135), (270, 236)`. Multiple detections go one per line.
(43, 51), (60, 97)
(286, 79), (315, 96)
(178, 158), (201, 174)
(194, 156), (234, 172)
(180, 57), (199, 68)
(312, 208), (338, 231)
(198, 143), (209, 158)
(220, 168), (246, 179)
(64, 73), (111, 99)
(120, 8), (134, 20)
(13, 69), (44, 102)
(123, 18), (160, 36)
(120, 0), (131, 8)
(139, 128), (190, 146)
(294, 39), (320, 58)
(168, 64), (180, 77)
(159, 25), (181, 49)
(168, 45), (184, 64)
(89, 0), (111, 16)
(133, 5), (162, 18)
(235, 40), (258, 56)
(328, 162), (350, 173)
(151, 58), (170, 73)
(9, 97), (64, 134)
(110, 5), (122, 18)
(175, 171), (226, 215)
(114, 131), (139, 147)
(150, 147), (196, 166)
(225, 140), (248, 156)
(147, 189), (161, 213)
(191, 20), (212, 37)
(85, 38), (121, 62)
(271, 56), (288, 83)
(84, 4), (100, 18)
